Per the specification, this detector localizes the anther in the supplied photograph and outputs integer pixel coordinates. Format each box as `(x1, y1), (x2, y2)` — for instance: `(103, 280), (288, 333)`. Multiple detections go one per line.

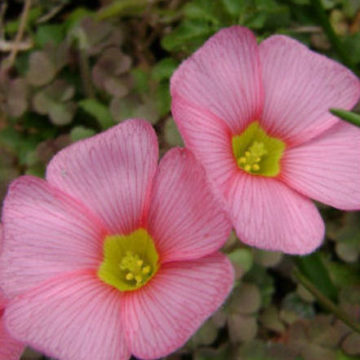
(135, 275), (143, 284)
(126, 273), (134, 281)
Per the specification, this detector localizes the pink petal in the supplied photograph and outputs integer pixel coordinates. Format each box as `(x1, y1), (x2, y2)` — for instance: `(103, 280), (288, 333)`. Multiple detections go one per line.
(4, 270), (130, 360)
(0, 289), (23, 360)
(147, 148), (231, 262)
(229, 175), (324, 254)
(0, 176), (105, 297)
(0, 318), (23, 360)
(46, 119), (158, 234)
(281, 122), (360, 210)
(259, 35), (360, 146)
(171, 26), (263, 134)
(171, 96), (238, 205)
(122, 253), (233, 359)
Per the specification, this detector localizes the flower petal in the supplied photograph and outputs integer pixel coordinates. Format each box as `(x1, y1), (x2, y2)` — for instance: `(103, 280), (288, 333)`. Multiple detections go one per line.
(0, 290), (23, 360)
(0, 176), (105, 297)
(147, 148), (231, 262)
(4, 271), (130, 360)
(229, 175), (324, 254)
(259, 35), (360, 146)
(171, 26), (263, 134)
(0, 318), (23, 360)
(122, 253), (233, 359)
(281, 122), (360, 210)
(171, 96), (238, 204)
(46, 119), (158, 234)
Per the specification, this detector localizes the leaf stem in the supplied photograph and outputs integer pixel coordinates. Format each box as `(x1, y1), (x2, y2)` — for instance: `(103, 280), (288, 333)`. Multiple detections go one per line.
(294, 268), (360, 334)
(330, 108), (360, 128)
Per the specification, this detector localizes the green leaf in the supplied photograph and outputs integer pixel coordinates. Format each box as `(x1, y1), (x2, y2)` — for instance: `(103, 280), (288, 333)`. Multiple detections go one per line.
(164, 117), (183, 147)
(330, 109), (360, 128)
(5, 7), (42, 35)
(184, 2), (220, 25)
(70, 126), (97, 142)
(96, 0), (148, 20)
(155, 82), (171, 117)
(64, 7), (94, 30)
(295, 253), (338, 301)
(245, 264), (275, 307)
(327, 261), (360, 288)
(49, 102), (77, 126)
(152, 58), (179, 82)
(161, 20), (214, 52)
(79, 99), (114, 129)
(35, 24), (65, 47)
(228, 248), (253, 273)
(131, 68), (150, 94)
(222, 0), (245, 16)
(26, 51), (56, 87)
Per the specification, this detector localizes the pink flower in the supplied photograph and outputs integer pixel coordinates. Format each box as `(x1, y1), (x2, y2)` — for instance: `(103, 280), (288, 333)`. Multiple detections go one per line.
(171, 26), (360, 254)
(0, 227), (23, 360)
(0, 291), (23, 360)
(0, 119), (233, 360)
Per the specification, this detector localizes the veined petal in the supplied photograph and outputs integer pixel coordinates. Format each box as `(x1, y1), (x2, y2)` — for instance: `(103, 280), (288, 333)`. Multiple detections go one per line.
(171, 26), (263, 134)
(0, 290), (23, 360)
(229, 175), (324, 254)
(171, 96), (238, 205)
(0, 176), (105, 297)
(46, 119), (158, 234)
(259, 35), (360, 146)
(122, 253), (233, 360)
(282, 122), (360, 210)
(0, 318), (23, 360)
(147, 148), (231, 262)
(4, 271), (130, 360)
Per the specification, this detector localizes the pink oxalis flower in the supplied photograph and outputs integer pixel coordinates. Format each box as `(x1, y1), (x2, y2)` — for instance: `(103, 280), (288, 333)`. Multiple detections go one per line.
(0, 227), (23, 360)
(0, 290), (23, 360)
(0, 119), (233, 360)
(171, 26), (360, 254)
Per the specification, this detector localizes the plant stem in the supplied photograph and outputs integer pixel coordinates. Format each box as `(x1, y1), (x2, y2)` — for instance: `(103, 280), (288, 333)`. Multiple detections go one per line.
(294, 268), (360, 334)
(330, 108), (360, 128)
(4, 0), (32, 70)
(78, 48), (95, 99)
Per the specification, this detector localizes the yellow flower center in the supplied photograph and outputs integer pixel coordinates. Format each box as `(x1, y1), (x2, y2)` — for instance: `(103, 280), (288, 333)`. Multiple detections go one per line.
(237, 141), (267, 173)
(232, 122), (285, 177)
(98, 228), (159, 291)
(120, 251), (152, 286)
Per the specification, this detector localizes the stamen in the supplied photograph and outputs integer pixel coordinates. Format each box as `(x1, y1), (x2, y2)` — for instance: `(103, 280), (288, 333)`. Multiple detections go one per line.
(126, 273), (134, 281)
(232, 121), (285, 177)
(119, 251), (152, 286)
(98, 229), (159, 292)
(237, 141), (267, 174)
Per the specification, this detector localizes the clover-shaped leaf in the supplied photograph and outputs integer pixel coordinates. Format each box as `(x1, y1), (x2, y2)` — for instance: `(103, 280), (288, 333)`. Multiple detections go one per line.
(27, 51), (56, 87)
(92, 47), (132, 97)
(32, 80), (76, 125)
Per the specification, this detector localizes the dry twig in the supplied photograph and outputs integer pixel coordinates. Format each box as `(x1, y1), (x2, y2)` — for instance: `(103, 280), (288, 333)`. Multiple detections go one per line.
(3, 0), (32, 70)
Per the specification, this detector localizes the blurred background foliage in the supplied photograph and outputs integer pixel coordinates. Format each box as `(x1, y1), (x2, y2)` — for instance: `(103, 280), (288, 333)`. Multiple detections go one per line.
(1, 0), (360, 359)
